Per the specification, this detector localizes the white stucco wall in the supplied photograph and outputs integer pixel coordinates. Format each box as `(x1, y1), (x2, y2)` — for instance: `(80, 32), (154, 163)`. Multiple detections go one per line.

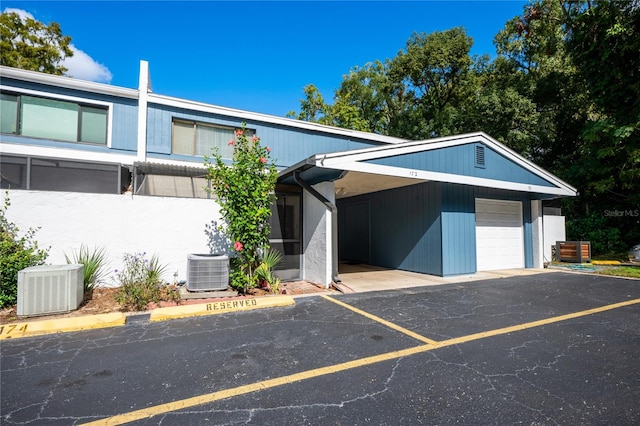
(302, 182), (334, 287)
(2, 190), (223, 286)
(543, 215), (566, 263)
(531, 200), (544, 268)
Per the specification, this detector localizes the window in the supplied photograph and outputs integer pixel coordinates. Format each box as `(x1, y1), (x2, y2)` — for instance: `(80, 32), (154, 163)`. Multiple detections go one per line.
(0, 94), (18, 134)
(0, 93), (108, 145)
(172, 120), (254, 158)
(0, 155), (128, 194)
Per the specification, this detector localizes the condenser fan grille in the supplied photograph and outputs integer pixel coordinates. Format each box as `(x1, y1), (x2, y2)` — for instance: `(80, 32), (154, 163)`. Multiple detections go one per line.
(187, 254), (229, 291)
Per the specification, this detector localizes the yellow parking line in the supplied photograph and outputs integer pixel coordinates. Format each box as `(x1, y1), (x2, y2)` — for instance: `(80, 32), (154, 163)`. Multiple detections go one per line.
(321, 295), (439, 345)
(81, 344), (432, 426)
(81, 297), (640, 426)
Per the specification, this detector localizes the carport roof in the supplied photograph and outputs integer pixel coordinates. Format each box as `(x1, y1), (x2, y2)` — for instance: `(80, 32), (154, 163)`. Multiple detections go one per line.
(278, 132), (577, 199)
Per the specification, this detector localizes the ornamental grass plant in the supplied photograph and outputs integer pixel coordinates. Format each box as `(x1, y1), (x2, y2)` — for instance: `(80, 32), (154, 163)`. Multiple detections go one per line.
(64, 244), (109, 292)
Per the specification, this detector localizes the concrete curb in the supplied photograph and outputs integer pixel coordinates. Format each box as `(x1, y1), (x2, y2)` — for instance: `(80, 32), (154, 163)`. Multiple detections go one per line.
(0, 312), (126, 340)
(150, 296), (296, 322)
(1, 296), (298, 339)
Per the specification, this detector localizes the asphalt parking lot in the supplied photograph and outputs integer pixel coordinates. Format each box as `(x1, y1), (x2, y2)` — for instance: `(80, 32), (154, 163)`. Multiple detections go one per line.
(2, 271), (639, 425)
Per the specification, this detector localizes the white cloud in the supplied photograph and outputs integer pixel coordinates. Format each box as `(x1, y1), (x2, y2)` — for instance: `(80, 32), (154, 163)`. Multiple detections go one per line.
(62, 45), (112, 83)
(2, 7), (34, 20)
(2, 7), (112, 83)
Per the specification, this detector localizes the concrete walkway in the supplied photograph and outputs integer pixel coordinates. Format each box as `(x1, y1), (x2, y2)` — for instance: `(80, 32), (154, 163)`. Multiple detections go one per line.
(336, 263), (559, 293)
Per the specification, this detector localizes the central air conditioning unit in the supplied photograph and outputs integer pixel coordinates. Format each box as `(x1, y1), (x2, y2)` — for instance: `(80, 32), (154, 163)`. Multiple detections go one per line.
(187, 254), (229, 291)
(17, 264), (84, 317)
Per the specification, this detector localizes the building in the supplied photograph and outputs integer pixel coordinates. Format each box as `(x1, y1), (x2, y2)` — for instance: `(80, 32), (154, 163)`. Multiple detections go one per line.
(0, 61), (575, 287)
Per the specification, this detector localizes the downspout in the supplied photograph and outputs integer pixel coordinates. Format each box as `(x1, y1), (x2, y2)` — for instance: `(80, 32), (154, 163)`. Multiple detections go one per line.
(293, 171), (340, 284)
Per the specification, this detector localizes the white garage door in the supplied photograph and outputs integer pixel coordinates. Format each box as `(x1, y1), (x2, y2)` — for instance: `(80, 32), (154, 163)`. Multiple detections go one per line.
(475, 199), (524, 271)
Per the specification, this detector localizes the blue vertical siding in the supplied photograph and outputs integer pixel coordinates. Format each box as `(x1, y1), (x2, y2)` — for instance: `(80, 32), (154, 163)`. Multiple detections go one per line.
(146, 103), (383, 167)
(338, 182), (443, 276)
(338, 183), (538, 278)
(440, 183), (476, 275)
(110, 101), (138, 151)
(366, 143), (555, 187)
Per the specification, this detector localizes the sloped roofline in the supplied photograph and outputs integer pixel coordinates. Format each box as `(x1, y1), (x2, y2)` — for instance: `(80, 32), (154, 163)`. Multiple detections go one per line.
(0, 65), (408, 146)
(0, 65), (139, 98)
(280, 132), (578, 197)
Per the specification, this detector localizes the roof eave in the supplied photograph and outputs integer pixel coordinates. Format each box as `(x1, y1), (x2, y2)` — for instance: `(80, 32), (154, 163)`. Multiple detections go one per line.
(0, 65), (139, 99)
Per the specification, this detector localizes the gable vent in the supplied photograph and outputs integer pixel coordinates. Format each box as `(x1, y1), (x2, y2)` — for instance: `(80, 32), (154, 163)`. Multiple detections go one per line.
(475, 145), (486, 168)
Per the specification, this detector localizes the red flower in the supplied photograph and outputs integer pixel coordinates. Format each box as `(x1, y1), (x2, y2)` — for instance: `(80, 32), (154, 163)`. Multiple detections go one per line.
(235, 130), (243, 136)
(234, 241), (243, 251)
(266, 147), (271, 153)
(228, 140), (235, 146)
(252, 135), (259, 142)
(259, 157), (267, 163)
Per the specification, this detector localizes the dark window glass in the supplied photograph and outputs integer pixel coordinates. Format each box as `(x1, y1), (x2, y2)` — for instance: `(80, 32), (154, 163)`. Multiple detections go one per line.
(30, 159), (117, 194)
(0, 155), (27, 189)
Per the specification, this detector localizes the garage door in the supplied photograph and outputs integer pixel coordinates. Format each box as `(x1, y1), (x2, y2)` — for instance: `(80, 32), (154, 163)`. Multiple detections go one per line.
(475, 199), (524, 271)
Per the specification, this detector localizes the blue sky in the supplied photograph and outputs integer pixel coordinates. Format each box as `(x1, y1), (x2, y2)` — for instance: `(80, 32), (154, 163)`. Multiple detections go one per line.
(3, 1), (528, 117)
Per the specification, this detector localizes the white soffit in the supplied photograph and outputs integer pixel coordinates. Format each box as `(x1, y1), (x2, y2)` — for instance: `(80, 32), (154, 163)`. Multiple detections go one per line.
(334, 171), (425, 199)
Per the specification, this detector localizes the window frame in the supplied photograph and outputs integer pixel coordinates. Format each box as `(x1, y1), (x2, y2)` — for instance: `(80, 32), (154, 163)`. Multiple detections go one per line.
(0, 86), (113, 147)
(171, 118), (254, 159)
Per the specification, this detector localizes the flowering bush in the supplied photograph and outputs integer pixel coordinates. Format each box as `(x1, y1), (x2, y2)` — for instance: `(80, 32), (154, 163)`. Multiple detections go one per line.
(205, 124), (278, 293)
(114, 252), (180, 311)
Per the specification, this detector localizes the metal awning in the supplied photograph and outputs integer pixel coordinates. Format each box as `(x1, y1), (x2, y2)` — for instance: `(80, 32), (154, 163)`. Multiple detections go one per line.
(133, 162), (208, 178)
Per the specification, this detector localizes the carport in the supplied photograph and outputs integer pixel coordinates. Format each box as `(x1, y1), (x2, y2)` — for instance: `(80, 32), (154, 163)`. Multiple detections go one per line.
(278, 132), (577, 288)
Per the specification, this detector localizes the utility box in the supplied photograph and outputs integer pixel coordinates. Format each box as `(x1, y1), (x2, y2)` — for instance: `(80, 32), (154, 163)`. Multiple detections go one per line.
(555, 241), (591, 263)
(17, 264), (84, 317)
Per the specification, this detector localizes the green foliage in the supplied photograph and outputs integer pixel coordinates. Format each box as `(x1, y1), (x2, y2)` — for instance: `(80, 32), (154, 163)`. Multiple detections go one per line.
(596, 267), (640, 279)
(114, 252), (178, 311)
(255, 247), (283, 294)
(286, 85), (333, 125)
(65, 245), (109, 292)
(0, 192), (49, 308)
(0, 11), (73, 74)
(566, 212), (626, 256)
(205, 124), (278, 293)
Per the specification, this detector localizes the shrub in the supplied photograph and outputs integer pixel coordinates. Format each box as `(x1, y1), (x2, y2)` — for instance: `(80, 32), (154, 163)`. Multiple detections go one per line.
(255, 247), (283, 294)
(114, 252), (180, 311)
(64, 245), (109, 292)
(205, 124), (278, 293)
(0, 192), (49, 308)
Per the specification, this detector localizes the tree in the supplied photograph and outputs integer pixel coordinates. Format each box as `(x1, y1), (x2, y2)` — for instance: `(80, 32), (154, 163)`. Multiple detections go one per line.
(289, 28), (480, 139)
(493, 0), (639, 253)
(286, 84), (332, 124)
(0, 11), (73, 74)
(561, 0), (640, 251)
